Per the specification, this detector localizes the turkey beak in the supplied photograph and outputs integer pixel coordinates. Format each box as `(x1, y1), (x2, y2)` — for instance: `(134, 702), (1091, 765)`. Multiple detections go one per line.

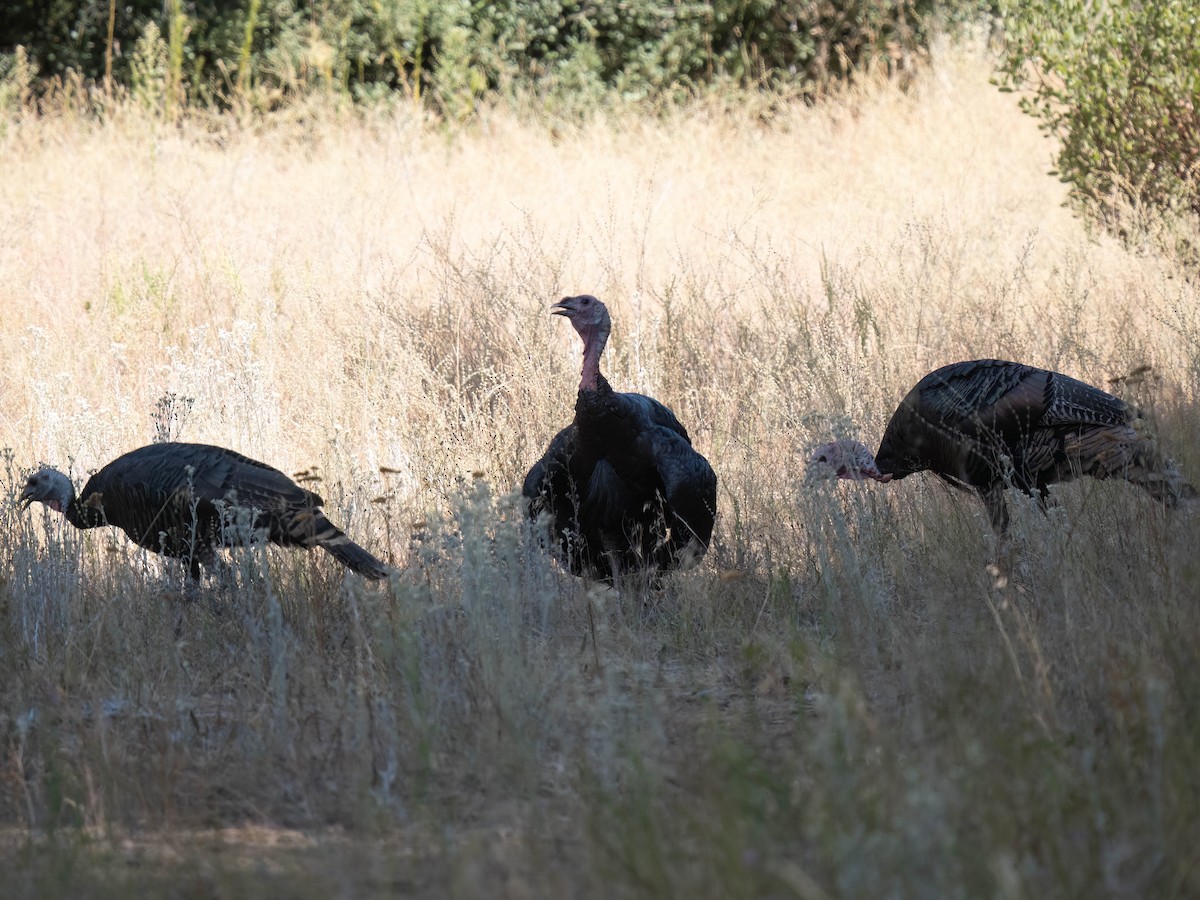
(18, 483), (34, 509)
(550, 299), (573, 317)
(848, 462), (892, 483)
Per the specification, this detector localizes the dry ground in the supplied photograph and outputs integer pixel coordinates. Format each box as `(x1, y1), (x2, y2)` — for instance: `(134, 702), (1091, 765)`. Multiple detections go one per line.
(0, 42), (1198, 898)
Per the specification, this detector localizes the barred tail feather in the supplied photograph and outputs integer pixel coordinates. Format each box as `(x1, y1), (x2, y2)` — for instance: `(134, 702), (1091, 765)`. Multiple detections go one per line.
(290, 511), (392, 579)
(1126, 460), (1198, 507)
(1108, 439), (1197, 507)
(1071, 426), (1196, 507)
(319, 530), (392, 579)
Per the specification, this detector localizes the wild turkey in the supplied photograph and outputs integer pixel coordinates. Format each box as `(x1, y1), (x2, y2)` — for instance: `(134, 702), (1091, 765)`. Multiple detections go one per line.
(523, 294), (718, 580)
(20, 442), (392, 580)
(807, 358), (1196, 532)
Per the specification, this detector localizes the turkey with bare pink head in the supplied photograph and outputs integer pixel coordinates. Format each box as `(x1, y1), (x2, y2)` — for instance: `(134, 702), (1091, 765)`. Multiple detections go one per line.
(807, 359), (1195, 532)
(523, 294), (717, 581)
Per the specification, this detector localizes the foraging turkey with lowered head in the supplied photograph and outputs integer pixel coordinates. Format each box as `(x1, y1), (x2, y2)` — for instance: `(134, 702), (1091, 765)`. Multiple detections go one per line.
(807, 359), (1195, 532)
(21, 442), (392, 580)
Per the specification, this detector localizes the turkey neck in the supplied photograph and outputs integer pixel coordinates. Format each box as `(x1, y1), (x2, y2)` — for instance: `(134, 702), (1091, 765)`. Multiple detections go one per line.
(574, 318), (621, 444)
(578, 321), (610, 393)
(64, 495), (106, 529)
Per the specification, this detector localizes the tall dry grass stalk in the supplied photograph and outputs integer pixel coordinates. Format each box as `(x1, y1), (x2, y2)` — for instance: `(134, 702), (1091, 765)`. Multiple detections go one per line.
(0, 42), (1197, 897)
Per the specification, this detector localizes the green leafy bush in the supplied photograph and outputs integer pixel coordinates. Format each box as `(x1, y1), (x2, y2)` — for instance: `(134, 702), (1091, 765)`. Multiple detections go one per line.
(1, 0), (991, 115)
(0, 46), (36, 115)
(997, 0), (1200, 243)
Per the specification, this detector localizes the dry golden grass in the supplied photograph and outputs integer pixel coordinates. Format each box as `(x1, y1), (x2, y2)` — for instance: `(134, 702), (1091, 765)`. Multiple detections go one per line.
(0, 42), (1198, 897)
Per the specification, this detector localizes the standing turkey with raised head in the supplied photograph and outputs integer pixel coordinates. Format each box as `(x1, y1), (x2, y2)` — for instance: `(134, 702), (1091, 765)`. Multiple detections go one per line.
(20, 442), (392, 580)
(523, 294), (718, 581)
(807, 358), (1196, 532)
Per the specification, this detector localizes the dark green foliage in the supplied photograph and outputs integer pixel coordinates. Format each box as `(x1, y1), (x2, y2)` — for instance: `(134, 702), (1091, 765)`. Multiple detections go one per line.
(1, 0), (992, 112)
(997, 0), (1200, 244)
(1, 1), (126, 83)
(0, 0), (280, 100)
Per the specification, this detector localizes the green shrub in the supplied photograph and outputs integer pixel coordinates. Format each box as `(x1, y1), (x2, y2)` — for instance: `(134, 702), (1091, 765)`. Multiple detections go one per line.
(129, 22), (168, 115)
(997, 0), (1200, 245)
(0, 46), (37, 115)
(1, 0), (993, 114)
